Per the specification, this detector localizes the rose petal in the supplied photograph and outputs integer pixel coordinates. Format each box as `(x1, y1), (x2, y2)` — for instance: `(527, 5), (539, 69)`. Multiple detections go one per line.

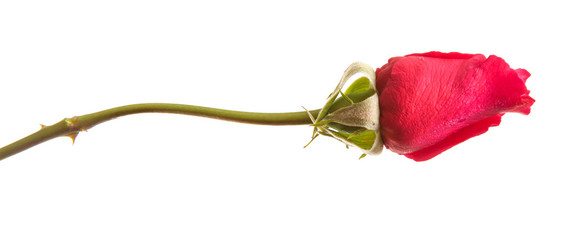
(376, 52), (534, 161)
(404, 114), (503, 161)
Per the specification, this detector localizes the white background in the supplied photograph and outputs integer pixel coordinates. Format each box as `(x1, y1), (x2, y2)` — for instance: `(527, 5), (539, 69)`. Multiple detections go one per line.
(1, 0), (562, 239)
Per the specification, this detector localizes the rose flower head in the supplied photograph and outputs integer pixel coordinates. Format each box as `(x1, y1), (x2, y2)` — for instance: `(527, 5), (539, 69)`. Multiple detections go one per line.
(375, 52), (534, 161)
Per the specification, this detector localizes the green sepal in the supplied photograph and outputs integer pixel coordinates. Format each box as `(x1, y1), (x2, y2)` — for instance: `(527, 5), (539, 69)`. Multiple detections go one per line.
(306, 62), (383, 158)
(344, 76), (372, 95)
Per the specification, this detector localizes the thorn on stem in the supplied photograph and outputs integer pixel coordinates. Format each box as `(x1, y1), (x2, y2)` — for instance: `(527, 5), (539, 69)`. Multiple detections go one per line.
(66, 133), (79, 145)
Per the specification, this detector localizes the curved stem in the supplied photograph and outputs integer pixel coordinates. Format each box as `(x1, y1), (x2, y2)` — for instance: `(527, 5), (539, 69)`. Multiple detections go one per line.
(0, 103), (320, 161)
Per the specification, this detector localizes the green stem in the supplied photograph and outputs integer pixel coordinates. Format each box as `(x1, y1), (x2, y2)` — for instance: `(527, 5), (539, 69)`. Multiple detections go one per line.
(0, 103), (320, 161)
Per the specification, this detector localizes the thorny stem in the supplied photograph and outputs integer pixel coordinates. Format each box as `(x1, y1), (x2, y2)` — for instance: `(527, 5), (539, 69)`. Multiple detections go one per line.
(0, 103), (320, 161)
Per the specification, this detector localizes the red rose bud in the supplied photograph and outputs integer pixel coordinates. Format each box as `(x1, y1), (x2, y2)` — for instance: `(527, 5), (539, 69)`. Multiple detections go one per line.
(376, 52), (535, 161)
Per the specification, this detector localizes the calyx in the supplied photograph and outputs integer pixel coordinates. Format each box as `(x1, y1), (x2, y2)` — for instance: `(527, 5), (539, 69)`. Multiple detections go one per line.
(306, 62), (383, 158)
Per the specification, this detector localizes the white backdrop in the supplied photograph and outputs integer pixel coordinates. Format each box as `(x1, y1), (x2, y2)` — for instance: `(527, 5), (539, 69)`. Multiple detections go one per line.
(1, 0), (562, 239)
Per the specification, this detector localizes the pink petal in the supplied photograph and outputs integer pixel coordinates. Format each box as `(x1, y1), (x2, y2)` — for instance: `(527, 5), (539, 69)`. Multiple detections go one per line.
(376, 52), (535, 161)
